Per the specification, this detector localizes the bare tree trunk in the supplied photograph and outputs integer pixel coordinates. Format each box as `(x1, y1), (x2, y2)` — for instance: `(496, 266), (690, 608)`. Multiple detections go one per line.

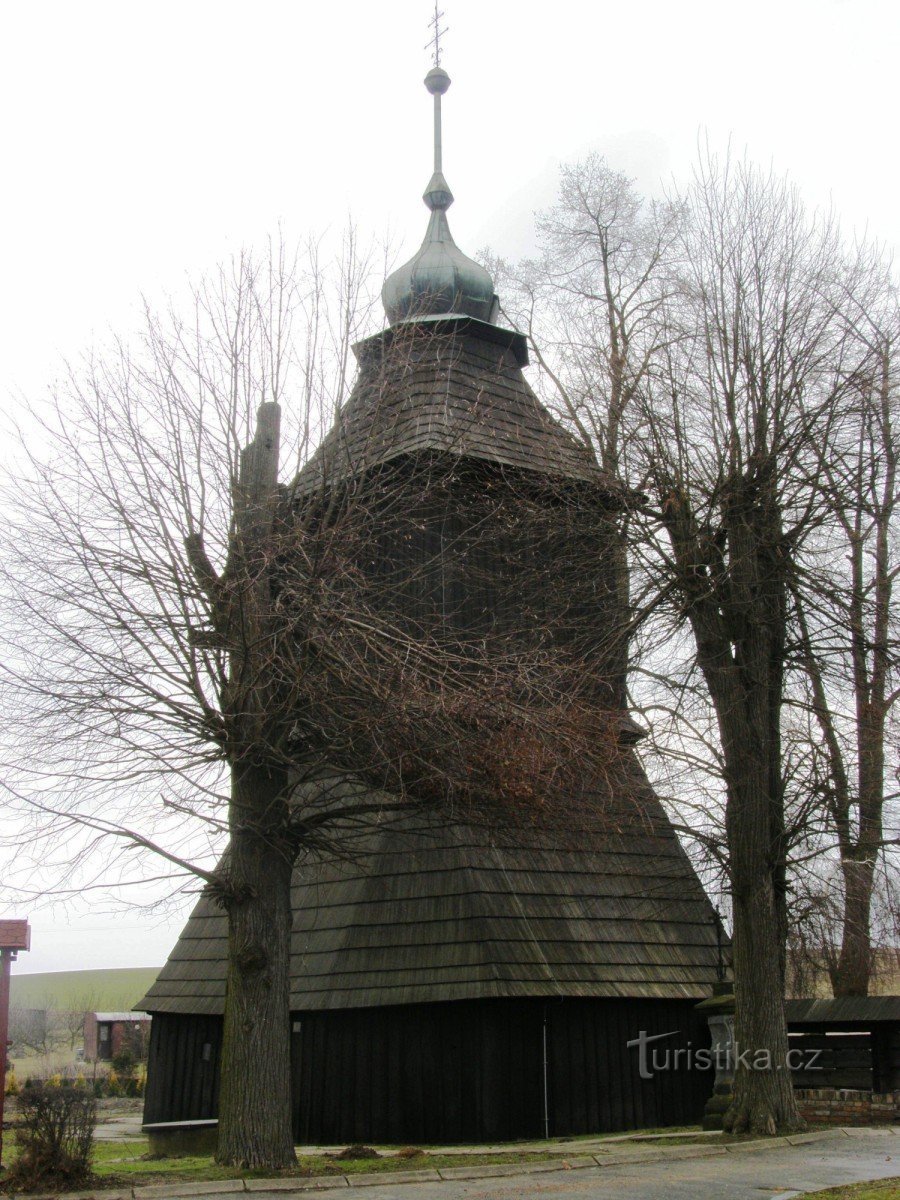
(202, 400), (298, 1167)
(726, 763), (802, 1132)
(791, 331), (897, 998)
(216, 761), (295, 1168)
(661, 480), (804, 1134)
(834, 728), (884, 995)
(835, 855), (876, 996)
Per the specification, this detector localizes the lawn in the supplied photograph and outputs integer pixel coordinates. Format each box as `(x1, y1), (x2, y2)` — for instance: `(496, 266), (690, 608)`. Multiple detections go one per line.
(810, 1182), (900, 1200)
(86, 1140), (561, 1186)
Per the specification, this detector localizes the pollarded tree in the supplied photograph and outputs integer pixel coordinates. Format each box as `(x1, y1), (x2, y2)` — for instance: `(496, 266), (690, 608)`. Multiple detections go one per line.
(0, 237), (374, 1167)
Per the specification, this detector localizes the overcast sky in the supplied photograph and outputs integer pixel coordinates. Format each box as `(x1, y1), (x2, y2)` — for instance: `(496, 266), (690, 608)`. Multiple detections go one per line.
(3, 0), (898, 973)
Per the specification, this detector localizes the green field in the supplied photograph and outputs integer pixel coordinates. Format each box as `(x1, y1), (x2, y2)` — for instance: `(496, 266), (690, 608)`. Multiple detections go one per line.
(10, 966), (160, 1011)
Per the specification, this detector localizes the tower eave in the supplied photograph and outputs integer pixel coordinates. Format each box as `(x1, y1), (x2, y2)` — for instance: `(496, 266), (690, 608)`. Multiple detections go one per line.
(353, 313), (528, 367)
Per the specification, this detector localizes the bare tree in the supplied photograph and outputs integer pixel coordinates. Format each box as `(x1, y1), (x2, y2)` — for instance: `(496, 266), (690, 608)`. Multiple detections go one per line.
(489, 155), (681, 702)
(8, 1004), (51, 1057)
(506, 148), (900, 1133)
(787, 254), (900, 996)
(632, 152), (854, 1133)
(9, 990), (103, 1058)
(55, 995), (102, 1054)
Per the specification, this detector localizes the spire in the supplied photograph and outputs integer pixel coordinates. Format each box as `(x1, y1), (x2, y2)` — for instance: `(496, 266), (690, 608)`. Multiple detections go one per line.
(422, 65), (453, 213)
(381, 15), (498, 328)
(422, 3), (452, 210)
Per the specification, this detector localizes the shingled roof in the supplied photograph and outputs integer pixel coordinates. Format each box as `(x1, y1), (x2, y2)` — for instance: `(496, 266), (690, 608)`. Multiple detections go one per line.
(142, 314), (718, 1021)
(292, 316), (620, 497)
(140, 759), (721, 1016)
(784, 996), (900, 1024)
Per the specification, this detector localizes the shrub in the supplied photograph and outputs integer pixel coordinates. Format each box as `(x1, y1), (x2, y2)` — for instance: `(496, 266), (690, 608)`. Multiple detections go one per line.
(111, 1047), (135, 1076)
(5, 1081), (97, 1192)
(5, 1067), (19, 1096)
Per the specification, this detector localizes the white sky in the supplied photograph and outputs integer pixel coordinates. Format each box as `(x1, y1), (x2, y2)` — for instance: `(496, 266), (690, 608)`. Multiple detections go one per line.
(2, 0), (898, 974)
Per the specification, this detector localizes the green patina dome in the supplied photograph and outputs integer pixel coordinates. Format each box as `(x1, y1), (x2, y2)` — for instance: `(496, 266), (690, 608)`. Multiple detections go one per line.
(381, 195), (498, 325)
(381, 68), (499, 327)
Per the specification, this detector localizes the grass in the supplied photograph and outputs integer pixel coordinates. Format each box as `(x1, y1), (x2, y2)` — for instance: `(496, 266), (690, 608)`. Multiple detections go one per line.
(85, 1141), (562, 1186)
(806, 1182), (900, 1200)
(10, 967), (160, 1011)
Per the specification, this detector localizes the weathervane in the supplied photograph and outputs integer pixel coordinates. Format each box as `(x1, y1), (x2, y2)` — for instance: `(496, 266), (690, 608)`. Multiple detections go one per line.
(426, 2), (448, 68)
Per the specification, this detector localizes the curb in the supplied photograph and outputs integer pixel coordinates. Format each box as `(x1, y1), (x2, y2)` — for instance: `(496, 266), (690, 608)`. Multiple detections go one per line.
(12, 1127), (896, 1200)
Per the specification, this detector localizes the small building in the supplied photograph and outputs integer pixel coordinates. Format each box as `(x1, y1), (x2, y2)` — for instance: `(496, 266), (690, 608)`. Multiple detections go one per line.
(786, 996), (900, 1094)
(84, 1011), (151, 1062)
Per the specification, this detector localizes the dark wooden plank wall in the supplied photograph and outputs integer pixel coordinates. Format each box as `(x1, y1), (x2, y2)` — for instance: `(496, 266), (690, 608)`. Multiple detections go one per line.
(142, 1012), (222, 1125)
(142, 1007), (900, 1137)
(545, 997), (711, 1136)
(785, 1031), (873, 1089)
(787, 1026), (900, 1091)
(872, 1026), (900, 1091)
(143, 999), (712, 1138)
(292, 999), (544, 1143)
(357, 469), (621, 700)
(291, 997), (711, 1143)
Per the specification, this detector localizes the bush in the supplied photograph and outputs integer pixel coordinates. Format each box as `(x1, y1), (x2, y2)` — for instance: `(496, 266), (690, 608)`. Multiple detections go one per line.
(111, 1047), (135, 1076)
(5, 1081), (97, 1192)
(5, 1067), (19, 1096)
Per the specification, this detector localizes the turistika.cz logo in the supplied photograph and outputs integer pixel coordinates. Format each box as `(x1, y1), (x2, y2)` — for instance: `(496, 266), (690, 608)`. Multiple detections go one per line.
(625, 1030), (824, 1081)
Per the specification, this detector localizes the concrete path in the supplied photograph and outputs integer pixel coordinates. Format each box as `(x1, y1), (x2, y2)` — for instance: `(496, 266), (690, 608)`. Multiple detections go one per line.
(319, 1129), (898, 1199)
(94, 1115), (146, 1142)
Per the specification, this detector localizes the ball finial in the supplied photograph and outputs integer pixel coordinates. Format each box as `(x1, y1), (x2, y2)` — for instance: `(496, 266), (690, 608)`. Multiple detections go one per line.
(424, 67), (451, 95)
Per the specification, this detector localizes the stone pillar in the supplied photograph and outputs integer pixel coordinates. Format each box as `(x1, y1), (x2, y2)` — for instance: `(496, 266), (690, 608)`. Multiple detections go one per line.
(695, 984), (735, 1131)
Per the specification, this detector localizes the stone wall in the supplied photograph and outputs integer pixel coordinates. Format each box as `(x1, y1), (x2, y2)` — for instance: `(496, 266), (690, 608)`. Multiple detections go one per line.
(795, 1088), (899, 1125)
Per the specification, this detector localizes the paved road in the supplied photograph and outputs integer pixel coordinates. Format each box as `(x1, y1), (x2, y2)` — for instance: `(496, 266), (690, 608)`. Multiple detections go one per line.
(319, 1130), (898, 1200)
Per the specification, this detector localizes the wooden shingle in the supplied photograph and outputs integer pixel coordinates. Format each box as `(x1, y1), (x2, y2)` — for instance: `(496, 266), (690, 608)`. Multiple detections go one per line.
(140, 759), (720, 1015)
(292, 318), (619, 497)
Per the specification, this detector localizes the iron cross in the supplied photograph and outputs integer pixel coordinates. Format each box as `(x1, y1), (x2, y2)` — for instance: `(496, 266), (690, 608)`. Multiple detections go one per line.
(426, 2), (448, 67)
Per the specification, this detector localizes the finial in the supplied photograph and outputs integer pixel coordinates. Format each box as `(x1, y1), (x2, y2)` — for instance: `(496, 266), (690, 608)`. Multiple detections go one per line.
(425, 2), (448, 68)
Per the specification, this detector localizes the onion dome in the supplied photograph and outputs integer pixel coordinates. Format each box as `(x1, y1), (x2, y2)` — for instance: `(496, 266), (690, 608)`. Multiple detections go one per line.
(382, 67), (499, 326)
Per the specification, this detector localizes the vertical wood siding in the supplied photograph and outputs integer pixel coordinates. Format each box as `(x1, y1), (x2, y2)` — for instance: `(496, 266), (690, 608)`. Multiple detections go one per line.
(143, 1013), (223, 1125)
(289, 997), (711, 1142)
(144, 999), (711, 1139)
